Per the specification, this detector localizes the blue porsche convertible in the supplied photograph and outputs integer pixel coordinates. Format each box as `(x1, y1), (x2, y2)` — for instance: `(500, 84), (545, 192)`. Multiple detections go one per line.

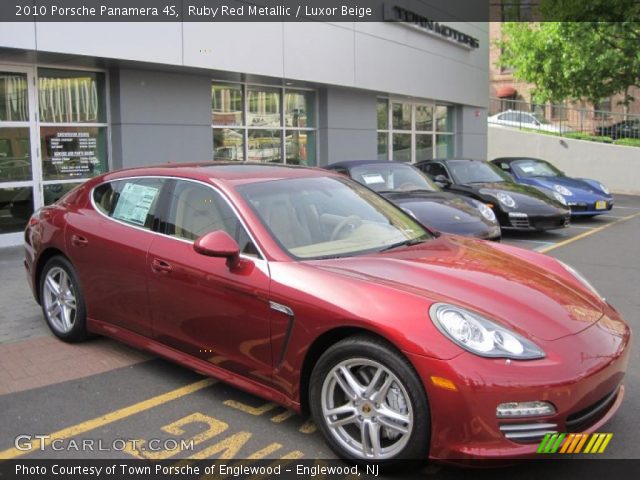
(491, 157), (614, 217)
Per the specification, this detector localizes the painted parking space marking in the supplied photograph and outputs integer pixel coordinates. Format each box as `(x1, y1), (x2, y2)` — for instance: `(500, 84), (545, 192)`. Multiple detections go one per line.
(539, 212), (640, 253)
(0, 378), (216, 459)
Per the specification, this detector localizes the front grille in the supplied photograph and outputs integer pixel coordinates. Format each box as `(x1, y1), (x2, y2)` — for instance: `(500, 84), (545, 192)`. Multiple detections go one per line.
(566, 388), (619, 432)
(499, 422), (558, 443)
(509, 217), (530, 229)
(533, 218), (567, 229)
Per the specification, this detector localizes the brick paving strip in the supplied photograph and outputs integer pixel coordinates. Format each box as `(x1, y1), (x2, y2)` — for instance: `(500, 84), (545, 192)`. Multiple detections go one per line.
(0, 336), (151, 395)
(0, 246), (151, 395)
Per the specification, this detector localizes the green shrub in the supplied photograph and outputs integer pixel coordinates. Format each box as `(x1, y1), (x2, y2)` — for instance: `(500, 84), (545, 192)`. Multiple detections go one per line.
(564, 132), (614, 143)
(613, 138), (640, 147)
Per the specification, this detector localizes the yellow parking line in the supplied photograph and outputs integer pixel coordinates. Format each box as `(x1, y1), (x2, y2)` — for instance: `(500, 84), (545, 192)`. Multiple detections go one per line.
(539, 212), (640, 253)
(0, 378), (215, 459)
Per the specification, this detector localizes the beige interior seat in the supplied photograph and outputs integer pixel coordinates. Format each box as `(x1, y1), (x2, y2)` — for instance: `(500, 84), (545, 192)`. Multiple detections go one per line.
(260, 194), (312, 248)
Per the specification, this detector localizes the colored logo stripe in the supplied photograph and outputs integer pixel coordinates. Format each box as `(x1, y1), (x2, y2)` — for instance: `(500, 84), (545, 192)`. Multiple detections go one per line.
(537, 433), (613, 454)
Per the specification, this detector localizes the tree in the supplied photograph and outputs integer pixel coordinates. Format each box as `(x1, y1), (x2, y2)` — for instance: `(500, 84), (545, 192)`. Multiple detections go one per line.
(497, 16), (640, 117)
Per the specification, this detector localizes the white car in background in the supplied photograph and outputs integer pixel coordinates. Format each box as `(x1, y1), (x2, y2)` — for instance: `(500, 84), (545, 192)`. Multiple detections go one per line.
(489, 110), (567, 133)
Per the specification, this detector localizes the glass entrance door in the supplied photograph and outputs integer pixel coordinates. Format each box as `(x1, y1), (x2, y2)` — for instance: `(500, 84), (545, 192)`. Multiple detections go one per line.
(0, 67), (40, 246)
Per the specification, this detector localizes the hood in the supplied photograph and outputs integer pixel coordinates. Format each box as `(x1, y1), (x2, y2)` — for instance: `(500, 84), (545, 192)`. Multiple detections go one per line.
(382, 191), (494, 229)
(307, 236), (603, 341)
(526, 176), (607, 197)
(460, 181), (567, 212)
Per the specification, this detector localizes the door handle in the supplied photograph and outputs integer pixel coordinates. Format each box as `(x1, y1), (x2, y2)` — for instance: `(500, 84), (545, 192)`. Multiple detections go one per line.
(71, 234), (89, 247)
(151, 258), (173, 274)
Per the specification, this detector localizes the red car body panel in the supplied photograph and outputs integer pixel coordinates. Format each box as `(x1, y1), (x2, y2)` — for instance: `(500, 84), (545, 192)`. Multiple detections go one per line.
(23, 163), (631, 462)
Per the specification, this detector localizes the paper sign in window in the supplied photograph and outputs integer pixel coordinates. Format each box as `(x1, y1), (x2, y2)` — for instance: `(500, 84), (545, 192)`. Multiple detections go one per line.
(361, 174), (385, 185)
(112, 183), (159, 226)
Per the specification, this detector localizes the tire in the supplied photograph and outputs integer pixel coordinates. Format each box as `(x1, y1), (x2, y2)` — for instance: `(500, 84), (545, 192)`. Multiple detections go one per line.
(309, 335), (430, 466)
(39, 256), (88, 342)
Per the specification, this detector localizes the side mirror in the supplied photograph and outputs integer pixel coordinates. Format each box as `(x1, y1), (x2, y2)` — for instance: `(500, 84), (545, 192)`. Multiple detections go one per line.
(194, 230), (241, 268)
(434, 175), (451, 188)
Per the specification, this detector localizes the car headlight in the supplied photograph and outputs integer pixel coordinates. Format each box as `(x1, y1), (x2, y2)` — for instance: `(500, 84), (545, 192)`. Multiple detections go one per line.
(557, 261), (603, 300)
(552, 191), (567, 205)
(429, 303), (545, 359)
(476, 202), (497, 222)
(554, 185), (573, 196)
(599, 183), (610, 195)
(496, 192), (517, 208)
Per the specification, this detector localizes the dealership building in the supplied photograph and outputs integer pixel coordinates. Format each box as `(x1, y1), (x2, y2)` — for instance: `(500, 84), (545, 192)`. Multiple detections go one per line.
(0, 19), (488, 246)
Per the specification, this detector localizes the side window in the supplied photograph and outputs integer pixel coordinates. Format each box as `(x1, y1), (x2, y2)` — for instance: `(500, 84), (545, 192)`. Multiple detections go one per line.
(425, 163), (449, 180)
(166, 181), (260, 257)
(93, 178), (165, 230)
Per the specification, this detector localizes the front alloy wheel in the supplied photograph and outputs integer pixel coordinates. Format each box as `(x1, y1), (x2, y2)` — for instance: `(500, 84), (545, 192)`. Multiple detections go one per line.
(310, 335), (429, 464)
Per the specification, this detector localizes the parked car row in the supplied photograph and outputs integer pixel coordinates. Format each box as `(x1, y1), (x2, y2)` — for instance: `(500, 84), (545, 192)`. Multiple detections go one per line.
(24, 160), (628, 466)
(326, 157), (613, 239)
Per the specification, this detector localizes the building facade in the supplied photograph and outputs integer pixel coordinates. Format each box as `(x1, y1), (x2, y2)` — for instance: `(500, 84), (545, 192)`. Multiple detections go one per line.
(0, 21), (489, 246)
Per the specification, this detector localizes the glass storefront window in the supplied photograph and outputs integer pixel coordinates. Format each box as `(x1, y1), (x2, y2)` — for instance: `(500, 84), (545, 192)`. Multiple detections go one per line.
(0, 128), (31, 181)
(377, 99), (388, 130)
(213, 128), (244, 161)
(377, 132), (388, 161)
(212, 83), (243, 126)
(0, 72), (29, 122)
(40, 126), (108, 181)
(38, 69), (106, 123)
(248, 130), (281, 163)
(378, 98), (456, 162)
(247, 87), (280, 128)
(392, 103), (412, 130)
(392, 133), (411, 162)
(436, 106), (453, 132)
(213, 82), (316, 166)
(416, 105), (433, 132)
(0, 186), (32, 234)
(285, 91), (315, 128)
(436, 135), (455, 158)
(416, 134), (434, 161)
(286, 131), (315, 166)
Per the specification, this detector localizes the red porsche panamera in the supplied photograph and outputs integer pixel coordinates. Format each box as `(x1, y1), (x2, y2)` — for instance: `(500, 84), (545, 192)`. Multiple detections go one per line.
(24, 163), (630, 464)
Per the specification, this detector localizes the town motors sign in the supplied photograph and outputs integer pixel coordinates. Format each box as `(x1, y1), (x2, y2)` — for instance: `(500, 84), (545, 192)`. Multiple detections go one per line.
(383, 3), (480, 49)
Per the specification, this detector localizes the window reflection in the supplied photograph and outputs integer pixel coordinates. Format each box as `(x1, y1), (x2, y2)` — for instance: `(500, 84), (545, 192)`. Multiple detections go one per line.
(0, 187), (33, 233)
(213, 128), (244, 161)
(286, 131), (315, 166)
(38, 69), (105, 123)
(285, 91), (314, 128)
(248, 130), (281, 163)
(392, 103), (412, 130)
(247, 87), (280, 127)
(0, 73), (29, 122)
(212, 83), (243, 126)
(0, 128), (31, 181)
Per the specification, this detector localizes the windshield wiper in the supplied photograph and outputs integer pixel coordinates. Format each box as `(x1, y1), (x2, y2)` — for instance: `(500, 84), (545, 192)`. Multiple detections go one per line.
(378, 237), (429, 253)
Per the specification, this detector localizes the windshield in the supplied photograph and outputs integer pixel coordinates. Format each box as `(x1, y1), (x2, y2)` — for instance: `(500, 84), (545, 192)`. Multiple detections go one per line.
(349, 163), (439, 193)
(512, 159), (562, 178)
(447, 160), (510, 184)
(237, 176), (432, 260)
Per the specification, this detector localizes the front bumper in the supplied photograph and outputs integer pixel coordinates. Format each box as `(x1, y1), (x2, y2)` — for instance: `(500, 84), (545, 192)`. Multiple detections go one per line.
(502, 212), (570, 231)
(568, 199), (614, 216)
(406, 312), (631, 462)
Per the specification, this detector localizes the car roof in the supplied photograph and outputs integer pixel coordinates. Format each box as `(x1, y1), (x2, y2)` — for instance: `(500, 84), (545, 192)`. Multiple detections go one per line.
(417, 158), (480, 164)
(492, 157), (545, 164)
(327, 160), (416, 169)
(104, 162), (336, 185)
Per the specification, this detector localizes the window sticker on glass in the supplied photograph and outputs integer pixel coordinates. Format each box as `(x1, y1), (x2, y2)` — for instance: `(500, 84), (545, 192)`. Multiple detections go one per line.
(361, 174), (385, 185)
(112, 183), (159, 226)
(520, 165), (535, 173)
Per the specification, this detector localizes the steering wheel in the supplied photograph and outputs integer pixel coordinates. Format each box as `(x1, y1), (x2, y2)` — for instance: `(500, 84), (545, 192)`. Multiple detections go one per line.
(331, 215), (363, 241)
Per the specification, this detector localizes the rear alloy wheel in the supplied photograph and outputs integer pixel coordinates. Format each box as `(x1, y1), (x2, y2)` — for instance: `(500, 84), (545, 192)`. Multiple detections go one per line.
(40, 256), (87, 342)
(310, 336), (429, 464)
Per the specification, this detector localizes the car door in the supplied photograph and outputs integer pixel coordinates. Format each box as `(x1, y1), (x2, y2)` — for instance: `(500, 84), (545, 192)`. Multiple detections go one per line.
(67, 177), (168, 336)
(146, 179), (273, 383)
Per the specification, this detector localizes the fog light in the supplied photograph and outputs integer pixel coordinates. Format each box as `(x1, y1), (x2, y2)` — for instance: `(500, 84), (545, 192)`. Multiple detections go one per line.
(496, 401), (556, 418)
